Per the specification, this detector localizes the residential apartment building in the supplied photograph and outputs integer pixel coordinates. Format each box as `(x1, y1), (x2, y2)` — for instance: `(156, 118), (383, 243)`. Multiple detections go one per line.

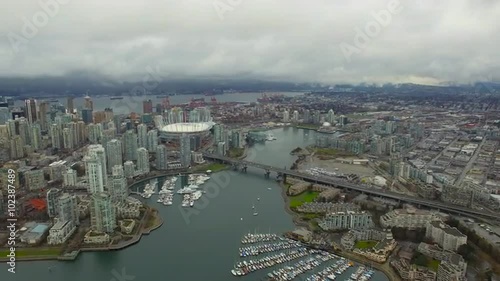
(319, 210), (374, 231)
(380, 207), (444, 229)
(426, 221), (467, 252)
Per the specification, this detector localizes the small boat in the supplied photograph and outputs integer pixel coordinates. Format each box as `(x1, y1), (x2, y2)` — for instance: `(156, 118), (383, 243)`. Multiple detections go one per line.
(252, 204), (255, 209)
(253, 212), (258, 216)
(241, 218), (243, 221)
(267, 187), (272, 190)
(257, 197), (260, 201)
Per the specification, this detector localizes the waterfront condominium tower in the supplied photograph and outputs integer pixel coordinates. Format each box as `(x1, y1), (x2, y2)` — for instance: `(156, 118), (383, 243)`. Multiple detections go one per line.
(111, 165), (128, 202)
(58, 193), (80, 226)
(85, 145), (107, 194)
(88, 144), (107, 187)
(67, 97), (74, 114)
(146, 129), (158, 151)
(122, 129), (138, 161)
(24, 98), (37, 124)
(155, 145), (168, 170)
(137, 123), (148, 149)
(46, 188), (62, 218)
(136, 147), (150, 175)
(106, 139), (123, 173)
(180, 134), (191, 167)
(90, 192), (116, 233)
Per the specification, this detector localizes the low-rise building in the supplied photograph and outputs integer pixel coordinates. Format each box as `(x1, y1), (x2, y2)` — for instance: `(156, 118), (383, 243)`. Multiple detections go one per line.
(426, 221), (467, 252)
(119, 219), (136, 234)
(391, 259), (437, 281)
(47, 219), (77, 245)
(417, 242), (464, 263)
(289, 228), (312, 242)
(437, 254), (467, 281)
(115, 201), (141, 219)
(83, 230), (110, 244)
(78, 199), (91, 218)
(19, 222), (51, 245)
(380, 207), (445, 229)
(353, 238), (397, 263)
(341, 229), (392, 250)
(319, 210), (374, 231)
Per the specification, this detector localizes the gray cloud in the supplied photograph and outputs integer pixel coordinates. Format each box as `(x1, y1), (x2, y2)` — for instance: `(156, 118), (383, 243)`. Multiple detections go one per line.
(1, 0), (499, 85)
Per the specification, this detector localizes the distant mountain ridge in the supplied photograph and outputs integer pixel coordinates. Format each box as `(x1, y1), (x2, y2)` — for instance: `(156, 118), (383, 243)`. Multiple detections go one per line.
(0, 74), (498, 98)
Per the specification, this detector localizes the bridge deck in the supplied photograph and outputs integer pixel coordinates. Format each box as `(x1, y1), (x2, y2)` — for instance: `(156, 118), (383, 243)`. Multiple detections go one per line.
(203, 153), (500, 220)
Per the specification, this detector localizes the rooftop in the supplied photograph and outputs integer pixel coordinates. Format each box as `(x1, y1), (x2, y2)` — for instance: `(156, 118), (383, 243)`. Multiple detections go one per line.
(429, 221), (466, 237)
(161, 122), (214, 133)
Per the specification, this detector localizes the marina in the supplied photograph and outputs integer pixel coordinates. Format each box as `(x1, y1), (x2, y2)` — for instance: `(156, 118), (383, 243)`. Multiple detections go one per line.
(239, 240), (303, 257)
(138, 174), (211, 208)
(231, 248), (312, 276)
(267, 252), (335, 281)
(232, 233), (376, 281)
(304, 259), (351, 281)
(241, 233), (282, 244)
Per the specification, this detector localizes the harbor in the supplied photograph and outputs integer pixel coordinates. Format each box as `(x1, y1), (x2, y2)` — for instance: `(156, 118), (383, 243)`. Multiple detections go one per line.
(137, 173), (211, 208)
(0, 128), (388, 281)
(231, 232), (377, 281)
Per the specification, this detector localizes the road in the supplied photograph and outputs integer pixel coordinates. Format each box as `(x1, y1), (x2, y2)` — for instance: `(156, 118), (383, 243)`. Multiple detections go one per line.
(425, 136), (460, 169)
(455, 138), (486, 185)
(204, 153), (500, 221)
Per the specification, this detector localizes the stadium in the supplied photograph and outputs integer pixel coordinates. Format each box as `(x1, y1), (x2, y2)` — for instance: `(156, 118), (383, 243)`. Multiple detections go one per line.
(161, 122), (214, 135)
(159, 121), (215, 151)
(156, 107), (215, 150)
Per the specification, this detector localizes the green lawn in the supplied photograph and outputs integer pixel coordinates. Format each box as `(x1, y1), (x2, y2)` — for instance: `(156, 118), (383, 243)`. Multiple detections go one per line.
(301, 213), (322, 220)
(0, 248), (61, 258)
(427, 259), (441, 272)
(289, 191), (319, 208)
(205, 163), (228, 172)
(228, 148), (245, 158)
(412, 253), (441, 272)
(355, 240), (378, 249)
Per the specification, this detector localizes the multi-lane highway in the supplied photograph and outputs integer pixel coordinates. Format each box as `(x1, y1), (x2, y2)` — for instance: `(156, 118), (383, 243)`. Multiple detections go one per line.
(203, 153), (500, 221)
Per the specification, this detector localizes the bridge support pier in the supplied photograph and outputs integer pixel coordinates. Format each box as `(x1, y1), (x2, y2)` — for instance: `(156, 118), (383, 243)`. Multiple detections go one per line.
(232, 164), (239, 171)
(264, 169), (270, 178)
(241, 165), (247, 173)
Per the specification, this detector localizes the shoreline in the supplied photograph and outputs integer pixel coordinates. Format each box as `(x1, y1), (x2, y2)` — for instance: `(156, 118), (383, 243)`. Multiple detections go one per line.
(0, 207), (164, 263)
(278, 181), (398, 281)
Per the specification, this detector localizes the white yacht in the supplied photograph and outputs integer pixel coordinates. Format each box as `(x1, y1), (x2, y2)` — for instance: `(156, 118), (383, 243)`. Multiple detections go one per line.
(177, 187), (195, 194)
(191, 191), (202, 200)
(265, 133), (276, 141)
(181, 194), (190, 207)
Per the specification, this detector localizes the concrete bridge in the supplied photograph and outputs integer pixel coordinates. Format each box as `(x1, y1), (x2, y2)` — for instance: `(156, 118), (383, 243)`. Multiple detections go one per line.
(203, 153), (500, 221)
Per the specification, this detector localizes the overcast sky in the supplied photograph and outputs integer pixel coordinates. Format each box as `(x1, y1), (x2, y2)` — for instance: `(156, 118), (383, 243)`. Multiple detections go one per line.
(0, 0), (499, 85)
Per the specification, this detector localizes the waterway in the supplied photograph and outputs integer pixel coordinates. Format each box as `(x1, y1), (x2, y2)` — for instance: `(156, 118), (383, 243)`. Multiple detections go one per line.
(1, 127), (388, 281)
(15, 92), (302, 115)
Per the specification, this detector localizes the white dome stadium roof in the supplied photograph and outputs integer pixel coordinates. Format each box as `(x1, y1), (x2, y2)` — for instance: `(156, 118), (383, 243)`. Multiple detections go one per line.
(161, 122), (214, 133)
(322, 122), (332, 127)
